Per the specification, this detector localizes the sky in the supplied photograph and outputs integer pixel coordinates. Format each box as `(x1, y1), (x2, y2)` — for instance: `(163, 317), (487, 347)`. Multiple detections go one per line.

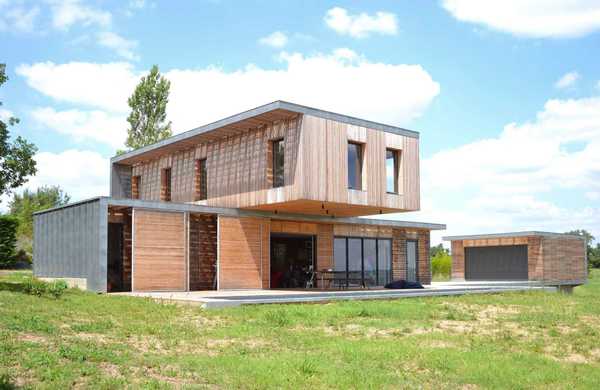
(1, 0), (600, 245)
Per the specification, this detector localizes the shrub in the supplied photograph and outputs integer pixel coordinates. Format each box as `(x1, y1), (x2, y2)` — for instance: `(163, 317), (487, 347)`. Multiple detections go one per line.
(48, 280), (68, 299)
(0, 215), (18, 268)
(22, 277), (68, 299)
(432, 252), (452, 280)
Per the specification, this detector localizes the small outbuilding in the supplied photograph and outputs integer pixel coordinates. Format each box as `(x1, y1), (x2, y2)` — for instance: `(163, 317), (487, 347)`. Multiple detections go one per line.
(443, 232), (587, 286)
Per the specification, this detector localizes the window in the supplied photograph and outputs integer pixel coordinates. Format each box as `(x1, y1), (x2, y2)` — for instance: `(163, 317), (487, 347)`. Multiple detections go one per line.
(194, 159), (207, 201)
(333, 236), (393, 286)
(386, 149), (399, 193)
(161, 168), (171, 201)
(131, 175), (141, 199)
(272, 139), (285, 188)
(348, 142), (363, 190)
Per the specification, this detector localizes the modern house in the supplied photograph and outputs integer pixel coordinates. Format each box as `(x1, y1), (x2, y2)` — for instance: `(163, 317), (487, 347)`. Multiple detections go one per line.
(33, 101), (446, 292)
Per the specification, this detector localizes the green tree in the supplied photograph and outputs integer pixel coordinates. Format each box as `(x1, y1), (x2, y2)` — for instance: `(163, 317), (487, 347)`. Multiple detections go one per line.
(0, 64), (37, 201)
(122, 65), (172, 152)
(565, 229), (599, 269)
(430, 243), (449, 258)
(9, 186), (71, 239)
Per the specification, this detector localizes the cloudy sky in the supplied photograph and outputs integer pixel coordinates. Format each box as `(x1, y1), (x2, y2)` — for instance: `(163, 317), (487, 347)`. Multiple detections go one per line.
(1, 0), (600, 244)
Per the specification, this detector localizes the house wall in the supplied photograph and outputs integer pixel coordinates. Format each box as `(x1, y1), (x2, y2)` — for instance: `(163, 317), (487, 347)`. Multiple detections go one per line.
(449, 235), (586, 284)
(33, 199), (108, 292)
(131, 117), (302, 207)
(122, 114), (420, 216)
(132, 209), (187, 291)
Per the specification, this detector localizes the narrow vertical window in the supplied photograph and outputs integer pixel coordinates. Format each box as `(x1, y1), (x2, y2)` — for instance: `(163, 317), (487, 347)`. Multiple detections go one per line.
(161, 168), (171, 201)
(272, 138), (285, 188)
(131, 175), (141, 199)
(386, 149), (399, 193)
(348, 142), (363, 190)
(194, 159), (207, 201)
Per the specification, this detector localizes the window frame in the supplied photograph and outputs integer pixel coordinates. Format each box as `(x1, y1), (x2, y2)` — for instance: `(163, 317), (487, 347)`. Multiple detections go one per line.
(271, 138), (285, 188)
(161, 167), (172, 202)
(385, 148), (400, 194)
(347, 141), (364, 190)
(194, 158), (208, 201)
(333, 235), (393, 287)
(131, 175), (141, 199)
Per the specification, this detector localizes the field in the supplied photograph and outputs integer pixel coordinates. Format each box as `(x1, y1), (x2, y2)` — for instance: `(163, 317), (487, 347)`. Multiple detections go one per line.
(1, 271), (600, 389)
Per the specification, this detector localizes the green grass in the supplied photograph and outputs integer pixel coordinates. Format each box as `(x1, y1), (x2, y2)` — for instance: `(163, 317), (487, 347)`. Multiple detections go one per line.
(1, 271), (600, 389)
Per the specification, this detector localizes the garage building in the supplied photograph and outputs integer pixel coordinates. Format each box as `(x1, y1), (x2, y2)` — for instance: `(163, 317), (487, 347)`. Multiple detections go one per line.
(444, 232), (587, 286)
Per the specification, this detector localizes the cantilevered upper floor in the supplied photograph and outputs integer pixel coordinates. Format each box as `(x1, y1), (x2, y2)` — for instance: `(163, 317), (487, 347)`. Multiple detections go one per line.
(110, 101), (420, 217)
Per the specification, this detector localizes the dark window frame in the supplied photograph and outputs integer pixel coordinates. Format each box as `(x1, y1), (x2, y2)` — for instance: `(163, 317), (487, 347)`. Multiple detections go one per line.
(333, 235), (393, 287)
(195, 158), (208, 201)
(406, 239), (419, 282)
(161, 167), (172, 202)
(272, 138), (285, 188)
(347, 142), (364, 190)
(386, 148), (400, 194)
(131, 175), (141, 199)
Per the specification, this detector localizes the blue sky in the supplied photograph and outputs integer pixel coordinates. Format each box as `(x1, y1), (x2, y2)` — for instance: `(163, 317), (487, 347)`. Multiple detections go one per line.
(1, 0), (600, 244)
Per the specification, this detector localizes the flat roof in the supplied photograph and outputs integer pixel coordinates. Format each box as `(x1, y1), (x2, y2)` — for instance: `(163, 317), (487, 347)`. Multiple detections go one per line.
(111, 100), (419, 165)
(34, 197), (445, 231)
(443, 231), (584, 241)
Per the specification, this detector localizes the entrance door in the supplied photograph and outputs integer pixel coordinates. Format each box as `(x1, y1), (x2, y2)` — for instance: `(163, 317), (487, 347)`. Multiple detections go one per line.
(107, 223), (124, 292)
(406, 240), (418, 282)
(270, 234), (314, 288)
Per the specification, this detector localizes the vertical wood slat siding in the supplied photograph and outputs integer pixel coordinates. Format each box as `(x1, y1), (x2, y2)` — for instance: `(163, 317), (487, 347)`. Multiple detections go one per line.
(218, 216), (270, 289)
(130, 114), (420, 214)
(132, 117), (301, 209)
(298, 115), (419, 211)
(133, 210), (186, 291)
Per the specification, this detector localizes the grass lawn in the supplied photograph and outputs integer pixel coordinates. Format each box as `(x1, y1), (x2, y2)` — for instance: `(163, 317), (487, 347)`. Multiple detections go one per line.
(1, 271), (600, 389)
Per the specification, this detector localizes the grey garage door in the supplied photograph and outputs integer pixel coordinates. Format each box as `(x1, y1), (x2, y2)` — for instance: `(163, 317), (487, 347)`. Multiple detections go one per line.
(465, 245), (528, 281)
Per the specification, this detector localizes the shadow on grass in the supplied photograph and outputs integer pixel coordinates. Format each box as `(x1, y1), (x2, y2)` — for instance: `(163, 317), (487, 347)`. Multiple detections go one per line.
(0, 373), (19, 390)
(0, 281), (30, 294)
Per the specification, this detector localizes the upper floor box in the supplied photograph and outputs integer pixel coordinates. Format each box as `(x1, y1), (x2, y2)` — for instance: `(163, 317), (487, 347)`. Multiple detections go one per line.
(111, 101), (420, 217)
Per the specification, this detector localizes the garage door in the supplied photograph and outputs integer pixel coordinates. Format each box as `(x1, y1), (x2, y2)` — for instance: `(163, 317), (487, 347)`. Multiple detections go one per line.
(465, 245), (528, 281)
(133, 209), (186, 291)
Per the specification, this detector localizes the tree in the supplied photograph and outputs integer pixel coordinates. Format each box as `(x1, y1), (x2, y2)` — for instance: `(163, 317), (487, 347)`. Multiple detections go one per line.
(9, 186), (71, 240)
(565, 229), (600, 269)
(430, 243), (449, 258)
(0, 64), (37, 201)
(123, 65), (172, 152)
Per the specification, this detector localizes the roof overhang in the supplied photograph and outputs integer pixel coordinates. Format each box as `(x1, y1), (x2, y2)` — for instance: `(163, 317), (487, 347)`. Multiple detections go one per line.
(111, 100), (419, 165)
(443, 231), (584, 241)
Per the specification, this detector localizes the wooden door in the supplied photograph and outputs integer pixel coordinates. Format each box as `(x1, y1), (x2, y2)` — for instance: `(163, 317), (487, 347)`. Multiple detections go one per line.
(133, 209), (186, 291)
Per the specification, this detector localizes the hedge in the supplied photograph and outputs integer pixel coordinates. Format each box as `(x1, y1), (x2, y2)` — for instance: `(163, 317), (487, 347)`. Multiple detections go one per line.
(0, 215), (18, 268)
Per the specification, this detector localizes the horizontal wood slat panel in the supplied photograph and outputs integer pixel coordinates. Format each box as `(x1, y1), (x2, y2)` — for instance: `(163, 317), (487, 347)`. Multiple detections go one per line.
(133, 210), (186, 291)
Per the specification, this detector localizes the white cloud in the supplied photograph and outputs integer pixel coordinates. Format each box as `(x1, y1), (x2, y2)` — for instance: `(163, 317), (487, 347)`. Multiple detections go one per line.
(0, 4), (40, 33)
(259, 31), (288, 48)
(585, 191), (600, 201)
(18, 49), (440, 133)
(16, 61), (138, 112)
(31, 107), (127, 148)
(401, 95), (600, 244)
(324, 7), (398, 38)
(442, 0), (600, 38)
(20, 149), (110, 201)
(48, 0), (112, 30)
(555, 71), (579, 89)
(0, 108), (14, 122)
(97, 31), (139, 61)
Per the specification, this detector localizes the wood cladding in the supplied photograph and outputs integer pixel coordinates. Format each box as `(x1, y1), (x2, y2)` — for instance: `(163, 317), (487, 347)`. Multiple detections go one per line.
(449, 235), (586, 283)
(391, 228), (431, 284)
(218, 216), (270, 289)
(128, 114), (420, 217)
(133, 210), (186, 291)
(189, 214), (217, 290)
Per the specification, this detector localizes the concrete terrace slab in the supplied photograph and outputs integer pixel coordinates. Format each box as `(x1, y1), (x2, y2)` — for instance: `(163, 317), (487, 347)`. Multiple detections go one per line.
(114, 282), (554, 309)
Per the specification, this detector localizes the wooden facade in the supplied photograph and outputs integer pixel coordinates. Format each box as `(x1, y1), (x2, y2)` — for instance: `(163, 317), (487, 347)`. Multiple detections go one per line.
(123, 113), (420, 217)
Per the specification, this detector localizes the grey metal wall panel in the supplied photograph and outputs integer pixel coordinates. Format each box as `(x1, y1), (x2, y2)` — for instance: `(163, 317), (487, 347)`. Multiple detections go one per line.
(33, 198), (107, 292)
(465, 245), (528, 281)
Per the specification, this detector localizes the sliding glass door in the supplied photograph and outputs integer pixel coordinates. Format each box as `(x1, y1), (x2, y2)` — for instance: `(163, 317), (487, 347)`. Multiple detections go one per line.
(333, 236), (393, 286)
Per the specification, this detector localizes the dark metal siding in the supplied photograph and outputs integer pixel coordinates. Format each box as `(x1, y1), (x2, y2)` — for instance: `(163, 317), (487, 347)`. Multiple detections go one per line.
(33, 199), (108, 292)
(465, 245), (528, 281)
